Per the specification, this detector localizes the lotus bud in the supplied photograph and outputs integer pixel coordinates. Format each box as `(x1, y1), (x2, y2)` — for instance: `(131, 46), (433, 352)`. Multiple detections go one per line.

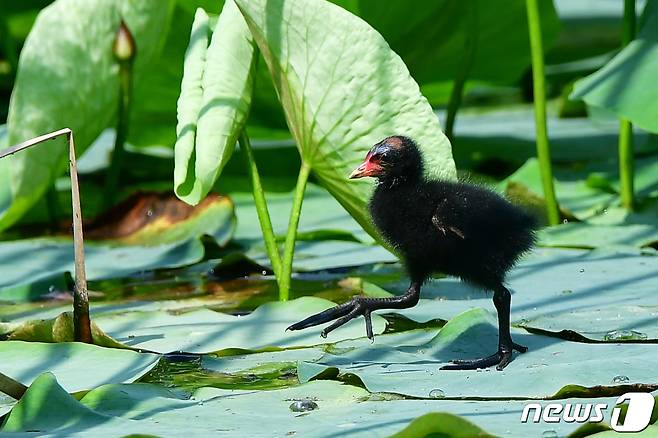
(113, 19), (136, 63)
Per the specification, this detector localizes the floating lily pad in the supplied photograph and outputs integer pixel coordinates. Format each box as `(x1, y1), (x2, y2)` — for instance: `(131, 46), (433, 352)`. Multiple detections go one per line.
(298, 308), (658, 399)
(539, 203), (658, 249)
(0, 341), (159, 410)
(504, 154), (658, 226)
(452, 107), (658, 166)
(384, 247), (658, 341)
(0, 238), (205, 301)
(517, 305), (658, 342)
(503, 158), (616, 220)
(93, 297), (386, 354)
(0, 375), (640, 437)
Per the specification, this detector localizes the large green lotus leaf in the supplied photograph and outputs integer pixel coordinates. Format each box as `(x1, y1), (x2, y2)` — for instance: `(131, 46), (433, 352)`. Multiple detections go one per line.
(451, 107), (658, 167)
(2, 0), (174, 231)
(1, 378), (635, 437)
(234, 0), (455, 240)
(378, 247), (658, 341)
(173, 8), (209, 203)
(174, 1), (256, 205)
(299, 308), (658, 398)
(126, 2), (223, 150)
(571, 2), (658, 133)
(93, 297), (386, 353)
(341, 0), (559, 86)
(0, 341), (159, 392)
(0, 238), (204, 298)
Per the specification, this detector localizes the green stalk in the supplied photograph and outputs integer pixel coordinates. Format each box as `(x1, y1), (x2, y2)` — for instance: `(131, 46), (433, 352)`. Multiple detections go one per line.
(239, 131), (282, 277)
(526, 0), (560, 225)
(445, 2), (478, 141)
(278, 162), (311, 301)
(105, 20), (135, 208)
(619, 0), (636, 210)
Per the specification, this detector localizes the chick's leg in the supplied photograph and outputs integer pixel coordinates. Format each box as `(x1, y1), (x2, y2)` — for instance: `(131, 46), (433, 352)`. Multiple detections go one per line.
(287, 281), (421, 341)
(441, 285), (527, 371)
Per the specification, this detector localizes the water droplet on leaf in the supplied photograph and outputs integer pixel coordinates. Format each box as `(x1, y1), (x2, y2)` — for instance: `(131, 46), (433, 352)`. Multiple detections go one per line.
(612, 375), (630, 384)
(579, 268), (585, 273)
(603, 330), (647, 341)
(429, 389), (445, 398)
(542, 430), (558, 438)
(289, 400), (318, 412)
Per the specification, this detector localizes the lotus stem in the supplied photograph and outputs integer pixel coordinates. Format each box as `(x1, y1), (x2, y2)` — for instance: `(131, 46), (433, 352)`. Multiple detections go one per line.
(278, 162), (311, 301)
(239, 131), (282, 278)
(445, 1), (478, 141)
(525, 0), (560, 225)
(104, 19), (136, 208)
(0, 129), (91, 343)
(619, 0), (636, 210)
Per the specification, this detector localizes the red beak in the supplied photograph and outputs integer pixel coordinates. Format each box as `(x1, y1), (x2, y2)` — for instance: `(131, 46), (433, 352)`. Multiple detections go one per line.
(349, 153), (383, 179)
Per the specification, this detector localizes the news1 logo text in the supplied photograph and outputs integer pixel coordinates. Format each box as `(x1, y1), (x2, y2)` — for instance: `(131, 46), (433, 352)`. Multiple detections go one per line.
(521, 392), (655, 432)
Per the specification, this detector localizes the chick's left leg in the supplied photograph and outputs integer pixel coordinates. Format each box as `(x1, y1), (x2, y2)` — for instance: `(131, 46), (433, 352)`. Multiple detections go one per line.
(441, 285), (527, 371)
(287, 281), (421, 341)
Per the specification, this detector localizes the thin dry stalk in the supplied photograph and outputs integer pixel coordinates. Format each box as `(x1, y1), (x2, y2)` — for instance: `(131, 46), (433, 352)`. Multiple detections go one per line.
(0, 128), (91, 343)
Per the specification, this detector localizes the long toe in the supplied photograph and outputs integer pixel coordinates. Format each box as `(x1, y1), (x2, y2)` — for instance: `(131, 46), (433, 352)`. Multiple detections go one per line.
(285, 297), (376, 341)
(286, 303), (353, 331)
(440, 352), (502, 370)
(440, 350), (514, 371)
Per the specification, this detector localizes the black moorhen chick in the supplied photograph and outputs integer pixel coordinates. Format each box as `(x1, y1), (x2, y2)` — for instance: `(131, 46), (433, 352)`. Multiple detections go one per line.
(288, 136), (537, 370)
